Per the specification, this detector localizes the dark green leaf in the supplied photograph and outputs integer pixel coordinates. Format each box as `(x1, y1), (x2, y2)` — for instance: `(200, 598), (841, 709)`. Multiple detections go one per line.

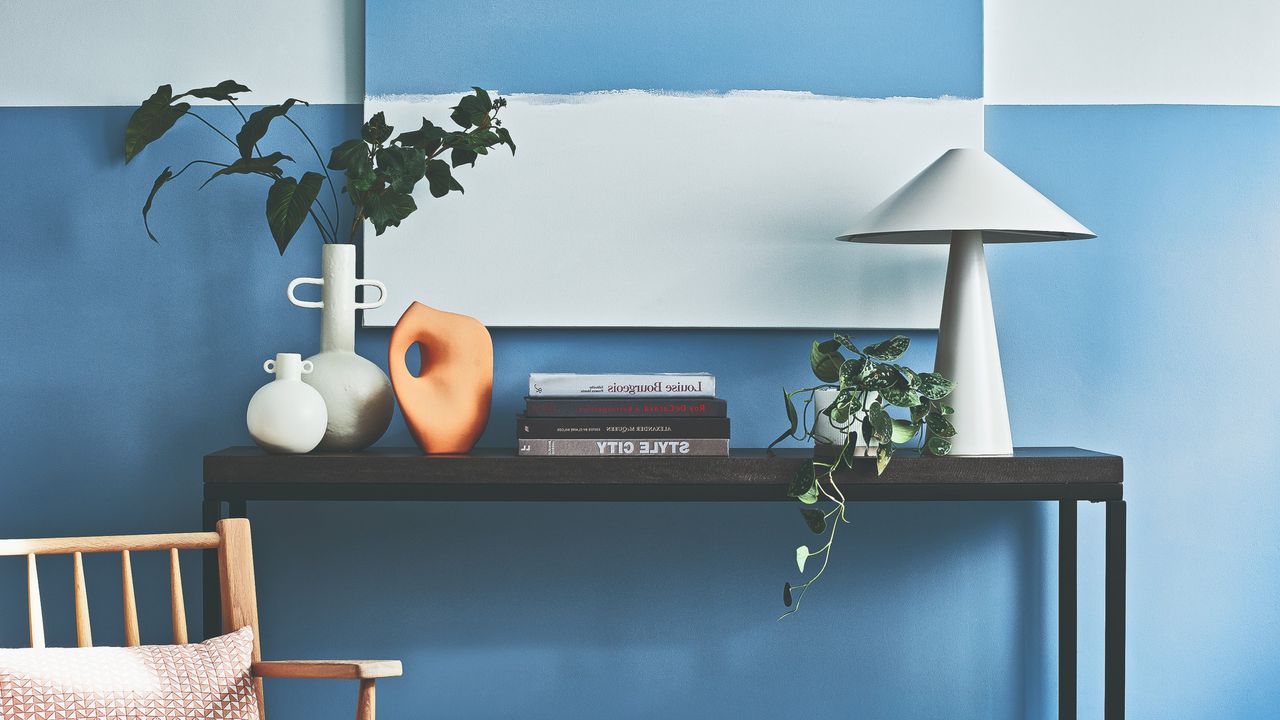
(910, 404), (930, 423)
(860, 362), (900, 390)
(800, 508), (826, 534)
(424, 158), (454, 198)
(265, 172), (324, 255)
(495, 126), (516, 154)
(141, 167), (174, 242)
(918, 372), (957, 400)
(376, 146), (426, 193)
(940, 404), (955, 415)
(880, 385), (922, 408)
(200, 152), (293, 188)
(362, 111), (393, 145)
(783, 582), (793, 607)
(810, 341), (843, 383)
(471, 86), (492, 108)
(787, 462), (816, 500)
(769, 388), (800, 449)
(124, 85), (189, 162)
(364, 190), (417, 235)
(834, 333), (862, 355)
(926, 411), (957, 438)
(868, 403), (893, 443)
(863, 335), (910, 361)
(346, 152), (377, 193)
(925, 436), (953, 456)
(236, 99), (306, 158)
(893, 365), (919, 389)
(178, 80), (249, 102)
(828, 401), (850, 425)
(450, 93), (488, 129)
(327, 138), (368, 171)
(876, 443), (894, 475)
(839, 357), (866, 386)
(890, 419), (920, 444)
(393, 119), (446, 154)
(451, 146), (478, 168)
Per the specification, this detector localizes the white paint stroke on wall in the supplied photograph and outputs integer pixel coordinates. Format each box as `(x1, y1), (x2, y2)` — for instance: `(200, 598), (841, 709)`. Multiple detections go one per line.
(363, 91), (983, 328)
(986, 0), (1280, 105)
(0, 0), (362, 106)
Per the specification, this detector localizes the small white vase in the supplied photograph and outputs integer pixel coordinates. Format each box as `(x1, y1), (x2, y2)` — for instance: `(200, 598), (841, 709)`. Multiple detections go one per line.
(247, 353), (328, 454)
(288, 244), (394, 451)
(813, 387), (878, 456)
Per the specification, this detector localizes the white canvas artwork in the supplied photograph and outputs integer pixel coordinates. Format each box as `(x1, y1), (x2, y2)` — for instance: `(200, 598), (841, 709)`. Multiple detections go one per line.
(362, 91), (983, 328)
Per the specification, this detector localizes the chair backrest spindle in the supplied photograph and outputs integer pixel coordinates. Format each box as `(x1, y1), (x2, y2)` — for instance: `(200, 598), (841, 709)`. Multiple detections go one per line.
(73, 551), (92, 647)
(169, 548), (188, 644)
(121, 550), (140, 646)
(27, 553), (45, 648)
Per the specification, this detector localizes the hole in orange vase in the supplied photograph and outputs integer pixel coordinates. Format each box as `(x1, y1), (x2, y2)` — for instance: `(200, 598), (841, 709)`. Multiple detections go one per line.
(403, 341), (427, 378)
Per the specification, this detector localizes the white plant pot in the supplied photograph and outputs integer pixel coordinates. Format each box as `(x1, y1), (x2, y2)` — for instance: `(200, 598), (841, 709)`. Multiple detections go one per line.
(247, 353), (328, 454)
(287, 244), (394, 451)
(813, 387), (878, 456)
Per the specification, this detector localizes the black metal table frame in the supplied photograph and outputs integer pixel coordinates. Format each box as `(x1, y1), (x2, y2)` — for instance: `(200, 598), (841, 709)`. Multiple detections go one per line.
(201, 487), (1125, 720)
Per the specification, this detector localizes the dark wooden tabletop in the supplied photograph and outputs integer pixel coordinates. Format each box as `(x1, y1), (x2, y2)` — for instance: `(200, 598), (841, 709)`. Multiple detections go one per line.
(204, 446), (1122, 503)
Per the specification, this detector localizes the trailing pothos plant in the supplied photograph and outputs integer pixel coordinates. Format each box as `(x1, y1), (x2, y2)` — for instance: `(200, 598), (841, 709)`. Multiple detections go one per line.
(768, 333), (956, 617)
(123, 81), (515, 253)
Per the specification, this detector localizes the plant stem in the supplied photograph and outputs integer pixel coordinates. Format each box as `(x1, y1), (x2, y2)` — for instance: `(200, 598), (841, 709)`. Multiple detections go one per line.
(283, 114), (341, 240)
(184, 111), (238, 151)
(224, 99), (262, 158)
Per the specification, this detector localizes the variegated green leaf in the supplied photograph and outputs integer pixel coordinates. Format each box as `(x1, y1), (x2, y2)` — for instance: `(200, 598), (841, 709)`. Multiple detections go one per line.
(918, 372), (957, 400)
(863, 335), (910, 361)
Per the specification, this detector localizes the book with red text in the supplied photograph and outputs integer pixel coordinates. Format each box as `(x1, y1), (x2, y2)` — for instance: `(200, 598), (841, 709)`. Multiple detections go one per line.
(517, 438), (729, 456)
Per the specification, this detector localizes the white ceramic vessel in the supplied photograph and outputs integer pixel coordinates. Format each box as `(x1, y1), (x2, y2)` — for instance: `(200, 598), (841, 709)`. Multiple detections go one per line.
(813, 387), (877, 455)
(288, 244), (394, 451)
(247, 353), (328, 454)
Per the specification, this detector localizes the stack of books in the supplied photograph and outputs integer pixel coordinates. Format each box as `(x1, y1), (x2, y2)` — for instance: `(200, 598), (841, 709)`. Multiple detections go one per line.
(517, 373), (729, 456)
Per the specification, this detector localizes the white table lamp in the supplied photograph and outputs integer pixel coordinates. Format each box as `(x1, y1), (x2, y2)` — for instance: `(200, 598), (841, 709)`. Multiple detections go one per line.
(837, 148), (1094, 455)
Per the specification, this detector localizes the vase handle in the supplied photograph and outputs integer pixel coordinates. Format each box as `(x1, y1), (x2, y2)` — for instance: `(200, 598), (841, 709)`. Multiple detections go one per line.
(287, 277), (324, 308)
(356, 279), (387, 310)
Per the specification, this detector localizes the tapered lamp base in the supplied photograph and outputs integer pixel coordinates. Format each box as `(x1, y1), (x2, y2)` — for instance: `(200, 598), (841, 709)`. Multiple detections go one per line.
(932, 230), (1013, 455)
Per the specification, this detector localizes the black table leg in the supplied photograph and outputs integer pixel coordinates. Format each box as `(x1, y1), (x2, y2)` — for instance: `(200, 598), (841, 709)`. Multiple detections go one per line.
(1059, 500), (1077, 720)
(202, 499), (224, 640)
(1105, 500), (1126, 719)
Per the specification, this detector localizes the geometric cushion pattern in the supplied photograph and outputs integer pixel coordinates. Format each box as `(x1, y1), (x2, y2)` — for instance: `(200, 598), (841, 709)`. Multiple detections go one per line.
(0, 626), (259, 720)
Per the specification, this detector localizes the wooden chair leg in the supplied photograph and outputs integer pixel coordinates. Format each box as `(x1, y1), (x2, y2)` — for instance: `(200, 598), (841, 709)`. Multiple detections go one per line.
(357, 679), (376, 720)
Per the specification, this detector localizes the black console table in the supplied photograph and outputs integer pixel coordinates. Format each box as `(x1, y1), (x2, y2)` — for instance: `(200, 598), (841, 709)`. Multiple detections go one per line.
(203, 446), (1124, 719)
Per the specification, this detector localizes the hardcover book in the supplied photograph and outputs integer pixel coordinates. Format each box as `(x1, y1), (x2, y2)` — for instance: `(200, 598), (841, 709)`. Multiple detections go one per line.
(517, 416), (730, 439)
(528, 373), (715, 398)
(523, 397), (728, 418)
(517, 438), (729, 456)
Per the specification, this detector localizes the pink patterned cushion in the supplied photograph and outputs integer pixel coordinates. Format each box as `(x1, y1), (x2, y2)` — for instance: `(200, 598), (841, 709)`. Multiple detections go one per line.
(0, 626), (259, 720)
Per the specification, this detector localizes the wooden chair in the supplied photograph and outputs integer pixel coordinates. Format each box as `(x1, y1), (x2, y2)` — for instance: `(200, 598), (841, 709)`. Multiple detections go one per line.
(0, 518), (401, 720)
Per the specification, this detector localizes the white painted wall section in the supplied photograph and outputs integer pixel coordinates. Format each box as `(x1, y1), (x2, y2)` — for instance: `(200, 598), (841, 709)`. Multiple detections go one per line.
(0, 0), (362, 106)
(364, 92), (984, 328)
(986, 0), (1280, 105)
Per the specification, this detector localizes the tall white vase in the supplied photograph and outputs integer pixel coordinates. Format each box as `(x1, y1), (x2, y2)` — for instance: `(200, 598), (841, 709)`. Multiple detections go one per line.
(288, 244), (394, 451)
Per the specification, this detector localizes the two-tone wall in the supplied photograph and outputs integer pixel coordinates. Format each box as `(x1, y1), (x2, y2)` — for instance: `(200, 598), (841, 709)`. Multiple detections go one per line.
(2, 2), (1279, 718)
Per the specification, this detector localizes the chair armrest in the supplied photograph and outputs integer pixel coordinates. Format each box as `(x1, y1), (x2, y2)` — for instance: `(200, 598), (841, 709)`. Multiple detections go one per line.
(252, 660), (403, 680)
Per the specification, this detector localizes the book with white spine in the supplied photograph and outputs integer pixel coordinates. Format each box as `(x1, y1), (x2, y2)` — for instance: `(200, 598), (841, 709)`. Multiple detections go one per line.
(517, 438), (729, 456)
(528, 373), (715, 398)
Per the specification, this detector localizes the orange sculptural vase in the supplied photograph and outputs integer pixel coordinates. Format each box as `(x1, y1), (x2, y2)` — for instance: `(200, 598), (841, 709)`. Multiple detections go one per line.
(388, 301), (494, 454)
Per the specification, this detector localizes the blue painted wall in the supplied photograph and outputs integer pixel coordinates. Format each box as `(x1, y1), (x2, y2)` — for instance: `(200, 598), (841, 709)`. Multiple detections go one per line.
(366, 0), (983, 98)
(3, 5), (1280, 720)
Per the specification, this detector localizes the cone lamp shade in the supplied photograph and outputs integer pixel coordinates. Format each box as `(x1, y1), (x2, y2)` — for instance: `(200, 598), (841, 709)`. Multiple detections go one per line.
(838, 148), (1094, 455)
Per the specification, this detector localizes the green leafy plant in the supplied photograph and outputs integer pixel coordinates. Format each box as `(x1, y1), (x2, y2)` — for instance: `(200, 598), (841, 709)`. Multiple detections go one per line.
(124, 81), (515, 254)
(769, 333), (956, 617)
